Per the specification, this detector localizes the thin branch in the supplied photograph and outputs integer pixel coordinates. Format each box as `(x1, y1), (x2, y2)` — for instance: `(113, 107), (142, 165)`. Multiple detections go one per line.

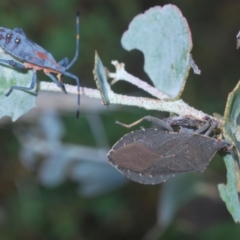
(39, 81), (212, 121)
(108, 61), (170, 100)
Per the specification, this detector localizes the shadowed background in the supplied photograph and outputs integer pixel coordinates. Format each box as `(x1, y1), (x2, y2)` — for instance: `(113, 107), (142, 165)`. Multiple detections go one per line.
(0, 0), (240, 239)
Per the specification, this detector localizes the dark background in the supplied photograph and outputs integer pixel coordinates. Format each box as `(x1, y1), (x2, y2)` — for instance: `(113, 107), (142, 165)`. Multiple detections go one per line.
(0, 0), (240, 239)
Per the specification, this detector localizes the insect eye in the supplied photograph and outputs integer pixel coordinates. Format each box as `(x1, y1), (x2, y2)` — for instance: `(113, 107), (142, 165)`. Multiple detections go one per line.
(15, 38), (20, 43)
(6, 33), (12, 38)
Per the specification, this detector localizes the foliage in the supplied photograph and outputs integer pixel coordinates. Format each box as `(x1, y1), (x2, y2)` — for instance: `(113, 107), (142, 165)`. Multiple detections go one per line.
(94, 4), (240, 223)
(0, 1), (240, 240)
(0, 49), (35, 121)
(121, 5), (192, 99)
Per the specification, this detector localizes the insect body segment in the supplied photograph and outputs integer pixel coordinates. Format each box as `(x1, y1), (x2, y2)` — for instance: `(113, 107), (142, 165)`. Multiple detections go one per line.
(0, 13), (81, 118)
(0, 27), (63, 70)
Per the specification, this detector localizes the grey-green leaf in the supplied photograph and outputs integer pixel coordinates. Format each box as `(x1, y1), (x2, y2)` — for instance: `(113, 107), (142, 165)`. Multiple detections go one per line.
(121, 5), (192, 99)
(0, 50), (36, 121)
(218, 154), (240, 223)
(223, 80), (240, 153)
(221, 80), (240, 222)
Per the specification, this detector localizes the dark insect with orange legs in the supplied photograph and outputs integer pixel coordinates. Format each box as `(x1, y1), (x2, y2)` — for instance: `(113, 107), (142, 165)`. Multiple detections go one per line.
(0, 13), (81, 118)
(107, 116), (231, 184)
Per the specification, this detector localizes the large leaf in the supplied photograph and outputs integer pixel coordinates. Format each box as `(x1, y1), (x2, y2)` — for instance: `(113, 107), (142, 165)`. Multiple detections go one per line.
(220, 80), (240, 222)
(0, 49), (36, 121)
(121, 5), (192, 99)
(223, 80), (240, 153)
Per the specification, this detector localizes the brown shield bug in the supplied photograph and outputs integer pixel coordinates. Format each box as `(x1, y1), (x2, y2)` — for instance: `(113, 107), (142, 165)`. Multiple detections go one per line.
(107, 116), (231, 184)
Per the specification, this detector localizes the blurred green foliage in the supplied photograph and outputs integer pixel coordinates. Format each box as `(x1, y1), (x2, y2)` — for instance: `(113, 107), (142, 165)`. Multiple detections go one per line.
(0, 0), (240, 239)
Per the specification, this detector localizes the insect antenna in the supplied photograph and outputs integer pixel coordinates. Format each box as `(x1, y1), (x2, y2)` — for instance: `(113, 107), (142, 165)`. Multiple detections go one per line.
(65, 11), (80, 70)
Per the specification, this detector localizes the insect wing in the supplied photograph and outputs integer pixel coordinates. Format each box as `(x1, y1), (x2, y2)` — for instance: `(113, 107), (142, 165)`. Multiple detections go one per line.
(107, 128), (228, 184)
(18, 38), (60, 70)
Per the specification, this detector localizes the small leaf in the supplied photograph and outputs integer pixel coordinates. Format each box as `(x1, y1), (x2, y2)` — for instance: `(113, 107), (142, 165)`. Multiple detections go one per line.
(93, 51), (111, 106)
(0, 49), (36, 121)
(218, 154), (240, 223)
(121, 5), (192, 99)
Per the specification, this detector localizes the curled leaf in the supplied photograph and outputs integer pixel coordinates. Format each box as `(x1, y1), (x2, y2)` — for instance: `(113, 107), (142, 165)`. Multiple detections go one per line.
(93, 51), (111, 106)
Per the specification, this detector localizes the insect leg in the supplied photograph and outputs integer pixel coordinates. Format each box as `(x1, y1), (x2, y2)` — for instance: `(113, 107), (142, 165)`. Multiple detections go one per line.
(5, 70), (37, 96)
(193, 120), (210, 134)
(65, 12), (80, 70)
(193, 119), (219, 136)
(0, 59), (26, 70)
(54, 58), (71, 90)
(61, 71), (80, 119)
(116, 116), (173, 132)
(204, 121), (217, 136)
(47, 73), (67, 93)
(58, 57), (69, 67)
(165, 116), (205, 130)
